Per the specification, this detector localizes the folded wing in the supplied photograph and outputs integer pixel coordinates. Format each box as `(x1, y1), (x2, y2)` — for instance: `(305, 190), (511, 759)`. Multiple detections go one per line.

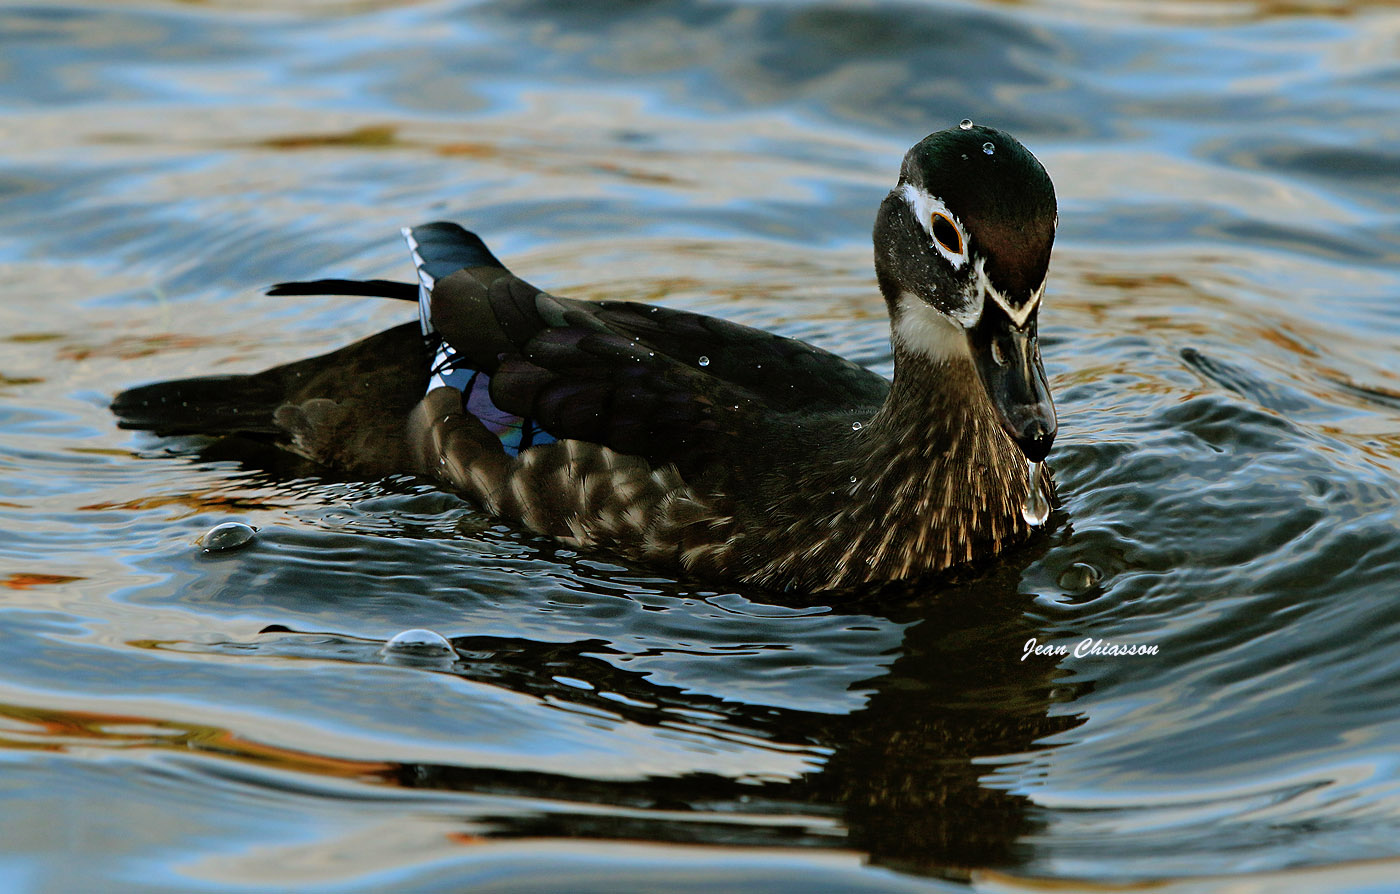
(407, 222), (889, 477)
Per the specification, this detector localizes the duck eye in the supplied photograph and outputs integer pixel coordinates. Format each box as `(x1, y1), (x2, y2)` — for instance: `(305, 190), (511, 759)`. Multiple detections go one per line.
(930, 212), (962, 255)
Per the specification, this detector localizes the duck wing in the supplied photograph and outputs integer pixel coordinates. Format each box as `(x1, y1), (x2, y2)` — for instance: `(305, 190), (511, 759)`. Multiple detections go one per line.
(408, 223), (889, 476)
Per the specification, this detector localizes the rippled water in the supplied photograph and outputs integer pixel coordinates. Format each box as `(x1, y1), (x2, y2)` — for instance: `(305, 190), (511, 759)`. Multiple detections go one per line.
(4, 1), (1400, 891)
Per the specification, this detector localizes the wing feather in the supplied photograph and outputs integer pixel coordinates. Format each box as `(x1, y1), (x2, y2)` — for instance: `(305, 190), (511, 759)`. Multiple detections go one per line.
(408, 223), (888, 475)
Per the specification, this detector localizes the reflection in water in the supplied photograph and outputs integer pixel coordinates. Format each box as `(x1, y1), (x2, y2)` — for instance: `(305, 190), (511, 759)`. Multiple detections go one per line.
(241, 551), (1082, 880)
(808, 567), (1081, 876)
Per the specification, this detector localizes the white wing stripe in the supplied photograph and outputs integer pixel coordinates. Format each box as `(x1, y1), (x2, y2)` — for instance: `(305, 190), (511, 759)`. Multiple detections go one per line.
(401, 227), (436, 335)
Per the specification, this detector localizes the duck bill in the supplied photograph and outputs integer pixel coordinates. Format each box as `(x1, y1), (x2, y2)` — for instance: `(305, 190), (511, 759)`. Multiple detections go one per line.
(969, 305), (1057, 463)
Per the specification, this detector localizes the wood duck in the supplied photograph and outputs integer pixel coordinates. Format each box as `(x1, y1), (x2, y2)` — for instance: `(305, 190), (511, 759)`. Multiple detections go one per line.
(113, 122), (1059, 592)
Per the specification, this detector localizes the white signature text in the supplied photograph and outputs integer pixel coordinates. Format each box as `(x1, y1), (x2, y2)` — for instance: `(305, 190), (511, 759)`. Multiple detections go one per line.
(1021, 637), (1159, 661)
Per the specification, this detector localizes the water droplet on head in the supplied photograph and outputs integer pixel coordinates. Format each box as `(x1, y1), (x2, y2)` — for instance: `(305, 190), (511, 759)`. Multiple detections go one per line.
(851, 421), (863, 431)
(698, 355), (710, 367)
(197, 521), (256, 552)
(959, 118), (974, 130)
(1021, 460), (1050, 527)
(982, 142), (995, 156)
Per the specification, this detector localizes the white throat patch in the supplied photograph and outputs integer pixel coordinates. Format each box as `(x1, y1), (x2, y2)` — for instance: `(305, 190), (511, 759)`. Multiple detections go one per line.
(894, 292), (972, 362)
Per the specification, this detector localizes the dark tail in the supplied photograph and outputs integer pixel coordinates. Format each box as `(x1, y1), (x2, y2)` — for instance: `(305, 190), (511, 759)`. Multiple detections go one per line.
(263, 223), (503, 302)
(266, 279), (418, 300)
(113, 322), (430, 476)
(114, 222), (503, 475)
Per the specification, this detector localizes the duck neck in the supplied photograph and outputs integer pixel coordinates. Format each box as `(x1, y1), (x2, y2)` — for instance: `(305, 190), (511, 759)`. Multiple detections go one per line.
(740, 338), (1041, 591)
(817, 341), (1037, 584)
(862, 341), (1031, 503)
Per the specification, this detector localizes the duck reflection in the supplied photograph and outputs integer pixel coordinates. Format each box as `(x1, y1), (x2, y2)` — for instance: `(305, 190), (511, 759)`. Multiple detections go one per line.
(334, 554), (1084, 878)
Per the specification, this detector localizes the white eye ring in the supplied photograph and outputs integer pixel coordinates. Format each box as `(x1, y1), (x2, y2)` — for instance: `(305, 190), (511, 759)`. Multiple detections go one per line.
(901, 184), (968, 269)
(930, 212), (962, 255)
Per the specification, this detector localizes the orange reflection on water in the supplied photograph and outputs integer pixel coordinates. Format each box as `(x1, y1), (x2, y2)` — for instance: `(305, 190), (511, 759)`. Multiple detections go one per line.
(2, 573), (86, 590)
(59, 333), (220, 363)
(0, 702), (396, 783)
(78, 491), (285, 516)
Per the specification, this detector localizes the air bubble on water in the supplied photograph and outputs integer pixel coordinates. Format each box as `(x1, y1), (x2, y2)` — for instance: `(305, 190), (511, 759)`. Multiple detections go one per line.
(959, 118), (974, 130)
(381, 628), (459, 665)
(1057, 562), (1101, 593)
(982, 142), (995, 156)
(1021, 460), (1050, 526)
(851, 421), (863, 431)
(384, 628), (453, 653)
(698, 355), (710, 367)
(197, 521), (256, 552)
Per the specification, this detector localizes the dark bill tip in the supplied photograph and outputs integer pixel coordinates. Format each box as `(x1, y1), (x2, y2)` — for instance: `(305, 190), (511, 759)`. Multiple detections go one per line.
(1007, 406), (1056, 463)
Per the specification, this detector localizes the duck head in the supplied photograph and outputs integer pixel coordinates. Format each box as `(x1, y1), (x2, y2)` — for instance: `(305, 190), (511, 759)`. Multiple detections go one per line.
(874, 123), (1058, 463)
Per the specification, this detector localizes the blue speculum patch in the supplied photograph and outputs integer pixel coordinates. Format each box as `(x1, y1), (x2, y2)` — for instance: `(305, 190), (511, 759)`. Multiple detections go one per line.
(429, 338), (556, 457)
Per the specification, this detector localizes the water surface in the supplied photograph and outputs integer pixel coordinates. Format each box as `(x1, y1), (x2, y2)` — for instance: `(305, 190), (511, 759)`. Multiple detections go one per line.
(3, 1), (1400, 891)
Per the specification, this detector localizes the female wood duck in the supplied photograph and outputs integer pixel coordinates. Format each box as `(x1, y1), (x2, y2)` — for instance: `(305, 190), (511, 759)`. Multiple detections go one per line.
(114, 122), (1059, 592)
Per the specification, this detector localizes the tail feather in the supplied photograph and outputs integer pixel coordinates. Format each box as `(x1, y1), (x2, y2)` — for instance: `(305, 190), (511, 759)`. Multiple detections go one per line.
(113, 322), (430, 476)
(266, 279), (417, 301)
(112, 374), (287, 437)
(115, 223), (505, 475)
